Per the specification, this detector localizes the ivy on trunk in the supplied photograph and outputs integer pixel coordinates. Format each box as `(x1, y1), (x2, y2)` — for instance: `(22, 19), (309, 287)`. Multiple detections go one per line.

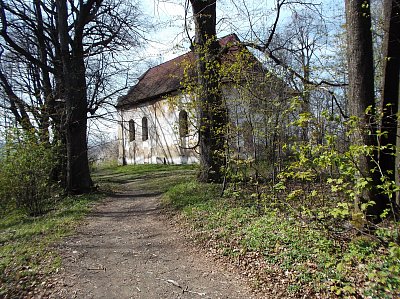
(190, 0), (227, 183)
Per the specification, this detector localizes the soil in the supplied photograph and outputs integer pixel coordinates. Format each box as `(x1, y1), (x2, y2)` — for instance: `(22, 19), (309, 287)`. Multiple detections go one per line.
(48, 178), (261, 299)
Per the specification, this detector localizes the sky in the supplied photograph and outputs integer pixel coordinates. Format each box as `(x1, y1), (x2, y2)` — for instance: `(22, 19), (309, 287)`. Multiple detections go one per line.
(141, 0), (190, 62)
(137, 0), (344, 62)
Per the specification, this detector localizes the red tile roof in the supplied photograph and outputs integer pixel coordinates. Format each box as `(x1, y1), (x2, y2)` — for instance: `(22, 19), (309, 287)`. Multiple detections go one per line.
(117, 34), (242, 109)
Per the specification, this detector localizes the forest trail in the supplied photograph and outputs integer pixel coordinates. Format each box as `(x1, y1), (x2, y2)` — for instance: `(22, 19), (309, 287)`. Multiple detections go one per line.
(50, 169), (260, 299)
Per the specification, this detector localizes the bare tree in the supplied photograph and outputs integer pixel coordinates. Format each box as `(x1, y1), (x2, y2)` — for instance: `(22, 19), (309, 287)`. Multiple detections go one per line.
(0, 0), (144, 193)
(279, 10), (328, 141)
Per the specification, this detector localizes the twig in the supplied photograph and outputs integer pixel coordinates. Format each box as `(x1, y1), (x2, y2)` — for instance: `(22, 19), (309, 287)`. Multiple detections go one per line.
(183, 288), (206, 296)
(165, 279), (181, 288)
(164, 279), (206, 297)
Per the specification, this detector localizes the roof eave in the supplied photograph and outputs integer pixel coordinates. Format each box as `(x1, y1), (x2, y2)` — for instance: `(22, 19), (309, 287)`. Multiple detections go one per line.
(116, 87), (183, 111)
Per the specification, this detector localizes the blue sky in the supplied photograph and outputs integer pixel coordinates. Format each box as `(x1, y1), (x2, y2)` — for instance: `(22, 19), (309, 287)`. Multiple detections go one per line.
(139, 0), (344, 63)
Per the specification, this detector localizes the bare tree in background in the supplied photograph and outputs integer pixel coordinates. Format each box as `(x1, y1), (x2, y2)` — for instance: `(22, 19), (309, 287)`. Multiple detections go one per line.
(279, 10), (327, 141)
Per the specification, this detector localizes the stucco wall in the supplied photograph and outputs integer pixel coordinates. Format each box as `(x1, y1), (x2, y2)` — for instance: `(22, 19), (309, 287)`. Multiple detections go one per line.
(117, 82), (288, 165)
(118, 95), (199, 165)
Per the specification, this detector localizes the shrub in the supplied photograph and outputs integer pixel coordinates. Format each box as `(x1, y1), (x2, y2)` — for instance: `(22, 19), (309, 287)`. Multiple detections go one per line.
(0, 129), (60, 215)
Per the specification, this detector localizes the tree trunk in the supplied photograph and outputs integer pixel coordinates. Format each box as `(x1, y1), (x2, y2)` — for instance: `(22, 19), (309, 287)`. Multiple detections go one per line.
(33, 0), (52, 143)
(57, 0), (92, 194)
(190, 0), (227, 183)
(65, 52), (93, 193)
(380, 0), (400, 206)
(345, 0), (385, 219)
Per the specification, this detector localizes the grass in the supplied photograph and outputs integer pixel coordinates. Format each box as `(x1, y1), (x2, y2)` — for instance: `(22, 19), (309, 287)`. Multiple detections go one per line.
(93, 164), (197, 193)
(0, 194), (100, 297)
(164, 180), (400, 298)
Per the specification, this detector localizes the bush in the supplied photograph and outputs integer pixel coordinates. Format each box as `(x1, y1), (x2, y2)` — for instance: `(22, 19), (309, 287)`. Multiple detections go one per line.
(0, 129), (60, 215)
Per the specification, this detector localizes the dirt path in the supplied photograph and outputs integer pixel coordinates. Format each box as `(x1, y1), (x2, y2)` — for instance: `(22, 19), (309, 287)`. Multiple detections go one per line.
(50, 177), (260, 299)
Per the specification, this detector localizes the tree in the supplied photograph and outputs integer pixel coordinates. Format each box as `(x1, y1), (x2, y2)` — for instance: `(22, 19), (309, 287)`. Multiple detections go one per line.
(345, 0), (391, 219)
(56, 0), (93, 193)
(379, 0), (400, 206)
(280, 10), (327, 141)
(0, 0), (143, 193)
(189, 0), (227, 182)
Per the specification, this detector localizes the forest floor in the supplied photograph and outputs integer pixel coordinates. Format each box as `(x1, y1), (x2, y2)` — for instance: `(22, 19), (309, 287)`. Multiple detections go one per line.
(46, 167), (261, 299)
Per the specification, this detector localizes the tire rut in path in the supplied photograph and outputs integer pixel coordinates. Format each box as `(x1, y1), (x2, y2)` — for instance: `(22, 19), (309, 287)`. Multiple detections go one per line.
(52, 186), (260, 299)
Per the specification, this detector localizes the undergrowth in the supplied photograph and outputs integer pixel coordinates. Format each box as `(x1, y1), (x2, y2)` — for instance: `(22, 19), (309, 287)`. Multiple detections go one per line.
(165, 181), (400, 298)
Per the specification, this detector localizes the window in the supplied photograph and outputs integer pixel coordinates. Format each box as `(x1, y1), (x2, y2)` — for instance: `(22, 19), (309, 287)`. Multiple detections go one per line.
(129, 120), (135, 141)
(179, 110), (188, 137)
(142, 117), (148, 141)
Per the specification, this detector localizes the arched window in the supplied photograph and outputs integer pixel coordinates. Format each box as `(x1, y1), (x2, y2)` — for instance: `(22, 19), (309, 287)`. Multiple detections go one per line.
(179, 110), (188, 137)
(129, 120), (135, 141)
(142, 117), (148, 141)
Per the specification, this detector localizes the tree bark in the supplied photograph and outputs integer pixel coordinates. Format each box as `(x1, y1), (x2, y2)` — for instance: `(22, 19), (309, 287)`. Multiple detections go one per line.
(57, 0), (93, 193)
(33, 0), (52, 142)
(190, 0), (227, 183)
(345, 0), (385, 219)
(380, 0), (400, 206)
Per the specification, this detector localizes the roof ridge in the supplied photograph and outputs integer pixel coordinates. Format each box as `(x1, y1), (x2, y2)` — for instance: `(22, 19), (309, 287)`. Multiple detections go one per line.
(144, 33), (240, 73)
(117, 33), (244, 109)
(145, 51), (191, 72)
(218, 32), (240, 41)
(138, 32), (240, 80)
